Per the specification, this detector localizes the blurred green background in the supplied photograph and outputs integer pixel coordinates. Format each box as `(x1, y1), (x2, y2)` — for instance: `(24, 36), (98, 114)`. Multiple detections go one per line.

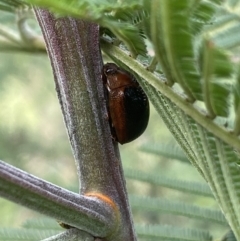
(0, 12), (228, 240)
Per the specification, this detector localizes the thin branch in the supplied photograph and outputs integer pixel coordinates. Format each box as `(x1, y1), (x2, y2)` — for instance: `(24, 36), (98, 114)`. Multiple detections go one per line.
(0, 160), (116, 237)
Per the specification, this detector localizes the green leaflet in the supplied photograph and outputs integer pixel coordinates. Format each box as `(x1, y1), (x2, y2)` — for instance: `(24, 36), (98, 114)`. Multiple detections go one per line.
(135, 224), (212, 241)
(24, 0), (147, 57)
(124, 168), (213, 197)
(143, 0), (203, 100)
(188, 121), (240, 238)
(201, 39), (232, 117)
(233, 65), (240, 134)
(0, 0), (27, 12)
(140, 143), (190, 164)
(204, 3), (240, 50)
(190, 1), (217, 35)
(130, 195), (227, 224)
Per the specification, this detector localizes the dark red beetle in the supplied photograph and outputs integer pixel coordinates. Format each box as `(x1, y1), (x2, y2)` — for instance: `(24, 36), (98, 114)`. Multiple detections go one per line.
(102, 63), (149, 144)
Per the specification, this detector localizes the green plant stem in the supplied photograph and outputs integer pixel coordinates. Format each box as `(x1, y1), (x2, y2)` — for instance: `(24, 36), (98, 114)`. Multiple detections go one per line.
(35, 9), (136, 241)
(101, 39), (240, 151)
(0, 161), (115, 237)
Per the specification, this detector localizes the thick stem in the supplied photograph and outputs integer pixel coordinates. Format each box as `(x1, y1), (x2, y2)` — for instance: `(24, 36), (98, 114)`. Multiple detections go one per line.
(35, 9), (136, 241)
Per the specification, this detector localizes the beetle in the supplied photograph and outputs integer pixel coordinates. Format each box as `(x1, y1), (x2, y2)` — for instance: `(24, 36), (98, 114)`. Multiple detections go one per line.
(102, 63), (149, 144)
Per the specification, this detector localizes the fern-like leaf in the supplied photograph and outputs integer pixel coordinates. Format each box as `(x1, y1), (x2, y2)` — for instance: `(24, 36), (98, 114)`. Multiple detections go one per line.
(24, 0), (147, 56)
(22, 218), (61, 230)
(233, 65), (240, 134)
(0, 0), (26, 12)
(143, 0), (203, 100)
(130, 195), (227, 225)
(135, 224), (212, 241)
(0, 228), (60, 241)
(125, 169), (213, 197)
(201, 39), (232, 117)
(190, 1), (218, 35)
(140, 143), (190, 164)
(208, 7), (240, 49)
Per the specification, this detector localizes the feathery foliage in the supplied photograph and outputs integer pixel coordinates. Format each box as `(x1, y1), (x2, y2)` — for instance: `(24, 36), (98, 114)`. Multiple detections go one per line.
(139, 143), (190, 164)
(124, 169), (213, 197)
(22, 0), (147, 57)
(0, 0), (240, 241)
(135, 224), (212, 241)
(130, 195), (227, 224)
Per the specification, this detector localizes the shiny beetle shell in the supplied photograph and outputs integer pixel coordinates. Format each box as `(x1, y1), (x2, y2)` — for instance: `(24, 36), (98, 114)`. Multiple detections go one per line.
(102, 63), (149, 144)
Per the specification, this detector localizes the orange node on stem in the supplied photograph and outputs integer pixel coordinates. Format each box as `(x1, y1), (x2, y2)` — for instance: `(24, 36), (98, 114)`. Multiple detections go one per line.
(85, 192), (118, 211)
